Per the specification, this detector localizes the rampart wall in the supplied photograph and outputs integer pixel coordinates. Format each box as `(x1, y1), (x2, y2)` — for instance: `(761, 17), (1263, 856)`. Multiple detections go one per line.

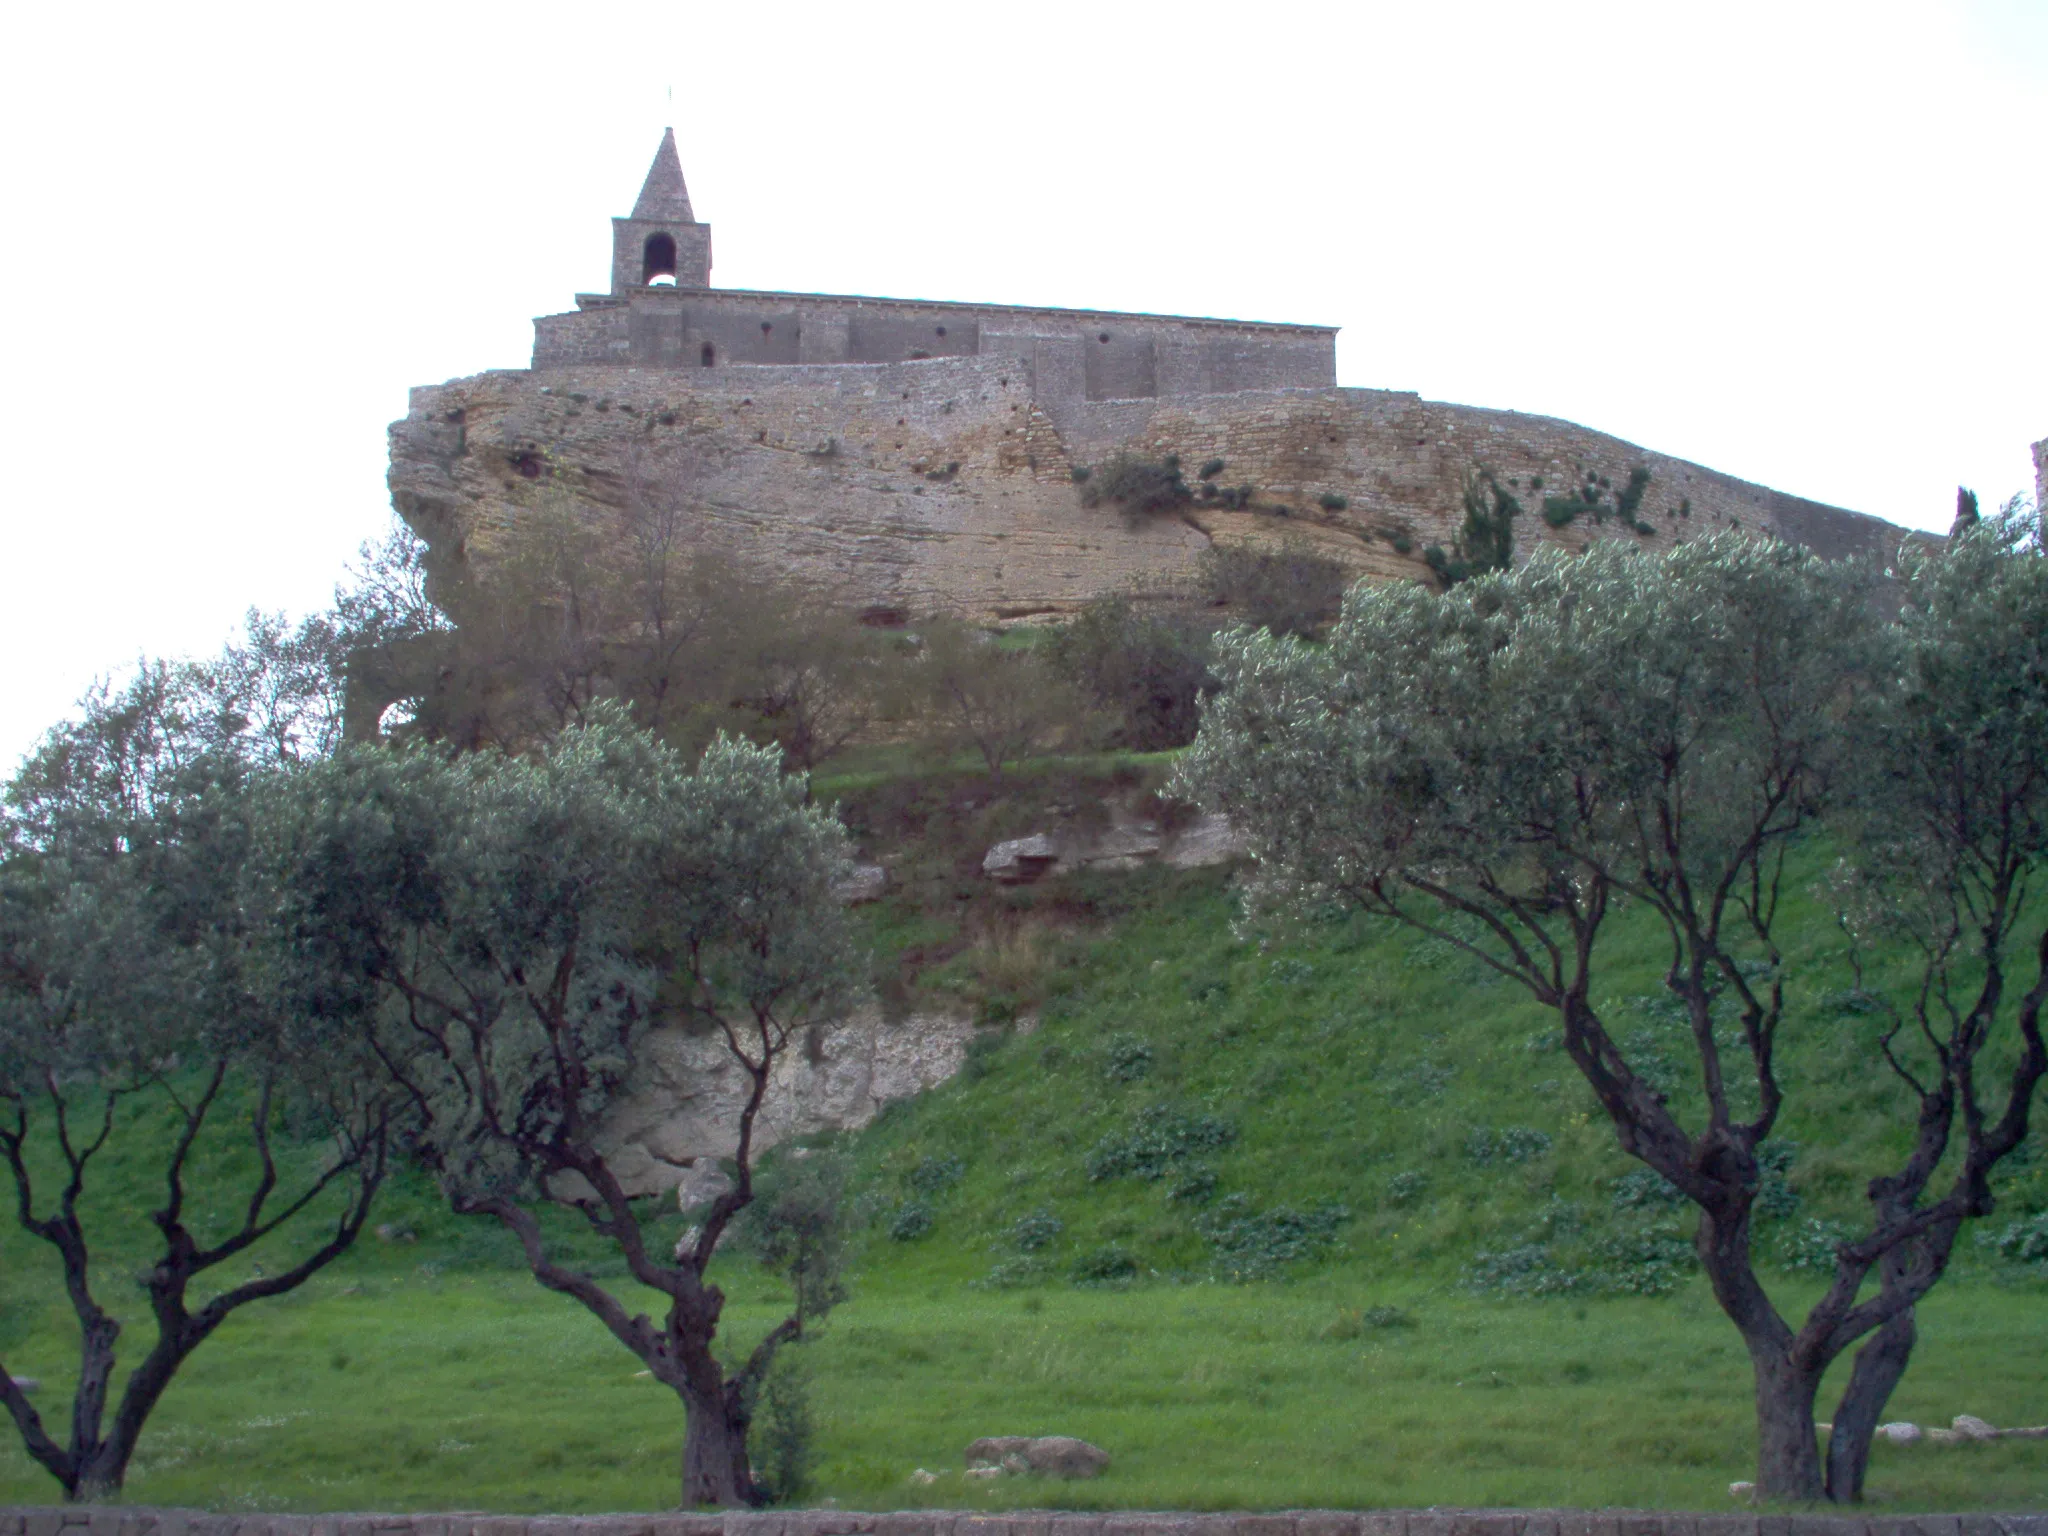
(532, 289), (1336, 416)
(8, 1508), (2044, 1536)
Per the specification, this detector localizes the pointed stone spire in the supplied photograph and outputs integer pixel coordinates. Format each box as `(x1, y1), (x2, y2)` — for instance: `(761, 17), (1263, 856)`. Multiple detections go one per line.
(631, 127), (695, 223)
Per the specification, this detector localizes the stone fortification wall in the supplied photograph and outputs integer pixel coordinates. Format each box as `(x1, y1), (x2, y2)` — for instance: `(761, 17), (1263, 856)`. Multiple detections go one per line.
(390, 356), (1909, 628)
(533, 288), (1336, 413)
(9, 1509), (2043, 1536)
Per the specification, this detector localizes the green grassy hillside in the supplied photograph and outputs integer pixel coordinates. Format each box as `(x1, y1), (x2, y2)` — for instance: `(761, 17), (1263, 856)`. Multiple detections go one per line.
(3, 764), (2044, 1513)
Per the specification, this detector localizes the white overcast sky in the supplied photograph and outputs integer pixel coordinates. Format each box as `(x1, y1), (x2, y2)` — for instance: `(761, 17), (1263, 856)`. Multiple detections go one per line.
(1, 0), (2043, 772)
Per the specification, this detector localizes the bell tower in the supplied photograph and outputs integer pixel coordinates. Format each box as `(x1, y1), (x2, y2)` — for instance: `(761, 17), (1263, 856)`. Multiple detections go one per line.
(611, 128), (711, 293)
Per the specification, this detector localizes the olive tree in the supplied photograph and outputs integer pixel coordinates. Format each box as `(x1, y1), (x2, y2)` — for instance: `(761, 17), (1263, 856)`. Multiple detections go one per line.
(0, 664), (395, 1502)
(1817, 504), (2048, 1499)
(270, 716), (862, 1507)
(1177, 531), (2045, 1502)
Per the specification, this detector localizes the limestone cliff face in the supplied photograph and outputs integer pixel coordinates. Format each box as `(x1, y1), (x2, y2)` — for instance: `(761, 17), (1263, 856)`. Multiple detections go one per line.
(388, 358), (1912, 625)
(594, 1008), (975, 1198)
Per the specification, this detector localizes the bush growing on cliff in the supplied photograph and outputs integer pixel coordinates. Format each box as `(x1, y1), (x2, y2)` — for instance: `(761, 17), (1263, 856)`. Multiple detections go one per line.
(1200, 541), (1351, 640)
(920, 619), (1083, 778)
(1422, 469), (1521, 588)
(1078, 453), (1194, 521)
(1047, 595), (1216, 749)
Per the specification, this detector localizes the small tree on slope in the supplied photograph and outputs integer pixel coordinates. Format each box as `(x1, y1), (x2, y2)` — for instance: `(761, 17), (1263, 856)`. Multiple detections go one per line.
(1176, 528), (2046, 1503)
(271, 716), (861, 1508)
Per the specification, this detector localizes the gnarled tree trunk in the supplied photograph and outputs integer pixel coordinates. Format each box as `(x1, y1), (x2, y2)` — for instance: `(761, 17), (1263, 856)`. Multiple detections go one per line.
(680, 1379), (755, 1508)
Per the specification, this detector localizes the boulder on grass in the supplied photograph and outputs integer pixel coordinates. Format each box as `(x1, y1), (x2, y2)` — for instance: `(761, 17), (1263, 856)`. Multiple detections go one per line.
(1876, 1421), (1923, 1445)
(964, 1435), (1109, 1479)
(1952, 1414), (1999, 1441)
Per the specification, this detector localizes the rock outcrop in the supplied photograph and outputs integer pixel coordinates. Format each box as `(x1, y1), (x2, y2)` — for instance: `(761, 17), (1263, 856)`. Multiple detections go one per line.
(389, 363), (1917, 629)
(587, 1007), (977, 1198)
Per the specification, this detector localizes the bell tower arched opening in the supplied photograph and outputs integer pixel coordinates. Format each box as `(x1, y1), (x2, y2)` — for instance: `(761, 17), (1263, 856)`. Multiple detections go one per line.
(642, 232), (678, 285)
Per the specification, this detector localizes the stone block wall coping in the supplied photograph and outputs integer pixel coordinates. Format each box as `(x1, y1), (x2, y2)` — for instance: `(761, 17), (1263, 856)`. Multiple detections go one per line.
(4, 1510), (2044, 1536)
(558, 286), (1340, 338)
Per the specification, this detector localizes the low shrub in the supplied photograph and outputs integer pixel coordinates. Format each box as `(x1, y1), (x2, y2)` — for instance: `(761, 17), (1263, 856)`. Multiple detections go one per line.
(1197, 1194), (1349, 1281)
(1087, 1104), (1237, 1181)
(907, 1154), (965, 1195)
(1071, 1244), (1140, 1286)
(1077, 453), (1193, 520)
(1200, 542), (1350, 640)
(1103, 1032), (1155, 1083)
(1980, 1211), (2048, 1265)
(1777, 1217), (1853, 1272)
(1011, 1208), (1064, 1252)
(1385, 1170), (1428, 1206)
(1465, 1126), (1554, 1164)
(888, 1202), (935, 1242)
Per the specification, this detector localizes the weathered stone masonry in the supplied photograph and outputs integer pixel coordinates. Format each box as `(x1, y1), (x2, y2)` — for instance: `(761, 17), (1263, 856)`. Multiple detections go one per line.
(390, 128), (1918, 627)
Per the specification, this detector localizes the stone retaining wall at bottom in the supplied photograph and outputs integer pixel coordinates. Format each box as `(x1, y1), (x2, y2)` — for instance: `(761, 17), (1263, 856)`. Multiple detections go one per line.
(4, 1511), (2044, 1536)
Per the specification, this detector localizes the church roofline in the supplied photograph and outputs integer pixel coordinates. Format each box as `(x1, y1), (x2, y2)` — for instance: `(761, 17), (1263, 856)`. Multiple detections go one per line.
(563, 284), (1338, 337)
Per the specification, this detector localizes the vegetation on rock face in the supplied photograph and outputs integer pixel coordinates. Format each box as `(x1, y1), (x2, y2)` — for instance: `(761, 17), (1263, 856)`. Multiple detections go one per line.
(1076, 454), (1195, 523)
(1198, 542), (1350, 640)
(1177, 518), (2048, 1503)
(1423, 470), (1522, 588)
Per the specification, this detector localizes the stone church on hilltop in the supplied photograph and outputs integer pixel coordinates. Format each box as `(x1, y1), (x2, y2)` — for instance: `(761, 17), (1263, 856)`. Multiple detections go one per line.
(388, 131), (1915, 642)
(531, 129), (1339, 414)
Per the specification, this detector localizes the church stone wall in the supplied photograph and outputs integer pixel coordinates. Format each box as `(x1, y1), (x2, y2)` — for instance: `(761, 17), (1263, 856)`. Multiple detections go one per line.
(531, 288), (1338, 417)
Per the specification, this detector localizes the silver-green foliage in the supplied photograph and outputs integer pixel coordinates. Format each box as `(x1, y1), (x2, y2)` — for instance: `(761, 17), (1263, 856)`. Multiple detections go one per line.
(1176, 524), (2048, 1503)
(265, 712), (862, 1507)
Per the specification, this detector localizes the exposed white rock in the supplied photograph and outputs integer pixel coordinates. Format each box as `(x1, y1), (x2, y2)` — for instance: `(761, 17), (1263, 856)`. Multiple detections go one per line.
(589, 1006), (977, 1197)
(672, 1158), (735, 1213)
(1952, 1413), (1999, 1441)
(982, 809), (1243, 884)
(1164, 812), (1245, 868)
(964, 1434), (1110, 1479)
(834, 863), (888, 904)
(982, 834), (1062, 882)
(1727, 1482), (1757, 1503)
(1877, 1421), (1924, 1444)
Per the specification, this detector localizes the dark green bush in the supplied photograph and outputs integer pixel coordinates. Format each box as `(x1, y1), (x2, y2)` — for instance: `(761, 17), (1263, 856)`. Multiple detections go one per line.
(1197, 1194), (1349, 1281)
(1465, 1126), (1554, 1164)
(1071, 1244), (1140, 1286)
(1077, 453), (1193, 520)
(1011, 1208), (1064, 1252)
(1200, 541), (1351, 640)
(1047, 595), (1216, 750)
(1087, 1104), (1237, 1181)
(888, 1202), (935, 1241)
(1103, 1033), (1155, 1083)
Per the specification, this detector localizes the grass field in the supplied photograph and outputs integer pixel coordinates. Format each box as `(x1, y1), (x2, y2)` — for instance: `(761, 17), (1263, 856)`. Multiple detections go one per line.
(3, 771), (2045, 1513)
(2, 1263), (2043, 1513)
